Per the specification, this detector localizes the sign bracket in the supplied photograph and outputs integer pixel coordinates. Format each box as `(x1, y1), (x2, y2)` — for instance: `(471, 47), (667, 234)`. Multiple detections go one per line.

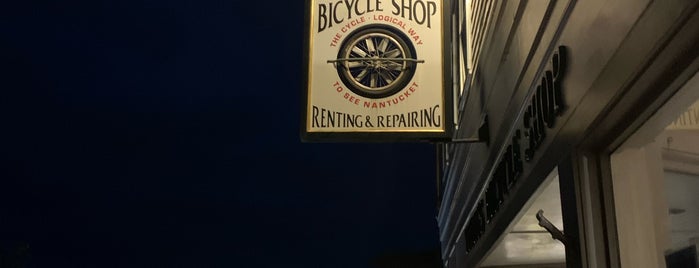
(450, 115), (489, 145)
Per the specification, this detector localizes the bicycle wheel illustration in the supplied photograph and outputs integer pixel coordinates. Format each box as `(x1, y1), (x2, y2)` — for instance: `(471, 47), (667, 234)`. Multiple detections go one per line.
(332, 25), (419, 99)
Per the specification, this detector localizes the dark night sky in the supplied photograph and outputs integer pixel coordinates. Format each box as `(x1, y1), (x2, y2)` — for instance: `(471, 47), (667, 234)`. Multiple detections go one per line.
(0, 1), (440, 267)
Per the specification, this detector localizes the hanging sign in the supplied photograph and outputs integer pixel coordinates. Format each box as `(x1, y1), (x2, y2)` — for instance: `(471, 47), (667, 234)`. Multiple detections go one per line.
(301, 0), (452, 142)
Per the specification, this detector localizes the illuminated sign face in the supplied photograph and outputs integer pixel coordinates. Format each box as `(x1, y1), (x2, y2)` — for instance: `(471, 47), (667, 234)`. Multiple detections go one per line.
(302, 0), (451, 141)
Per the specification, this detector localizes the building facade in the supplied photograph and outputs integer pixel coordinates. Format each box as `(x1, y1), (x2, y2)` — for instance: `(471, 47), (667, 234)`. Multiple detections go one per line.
(437, 0), (699, 267)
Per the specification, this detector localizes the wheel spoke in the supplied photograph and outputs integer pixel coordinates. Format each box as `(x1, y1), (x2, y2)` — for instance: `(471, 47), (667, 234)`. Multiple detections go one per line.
(370, 72), (378, 88)
(365, 38), (376, 54)
(378, 38), (389, 55)
(384, 49), (401, 58)
(355, 68), (369, 81)
(346, 61), (364, 68)
(389, 70), (401, 78)
(352, 46), (368, 57)
(379, 71), (394, 84)
(386, 61), (404, 71)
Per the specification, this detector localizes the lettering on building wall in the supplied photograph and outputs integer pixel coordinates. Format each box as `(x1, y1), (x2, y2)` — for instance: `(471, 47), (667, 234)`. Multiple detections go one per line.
(463, 46), (568, 254)
(523, 47), (567, 161)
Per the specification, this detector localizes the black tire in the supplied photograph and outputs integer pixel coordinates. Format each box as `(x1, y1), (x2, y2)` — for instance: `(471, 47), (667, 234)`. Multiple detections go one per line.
(335, 25), (417, 99)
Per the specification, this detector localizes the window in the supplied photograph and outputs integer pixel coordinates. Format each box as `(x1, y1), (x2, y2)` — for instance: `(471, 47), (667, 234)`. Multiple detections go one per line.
(481, 168), (566, 267)
(609, 72), (699, 268)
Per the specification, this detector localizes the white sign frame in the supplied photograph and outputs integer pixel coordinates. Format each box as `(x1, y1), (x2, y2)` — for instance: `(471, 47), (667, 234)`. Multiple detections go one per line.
(301, 0), (453, 142)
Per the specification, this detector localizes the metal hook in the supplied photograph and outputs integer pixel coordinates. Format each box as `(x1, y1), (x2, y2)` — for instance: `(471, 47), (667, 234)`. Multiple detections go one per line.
(536, 209), (568, 246)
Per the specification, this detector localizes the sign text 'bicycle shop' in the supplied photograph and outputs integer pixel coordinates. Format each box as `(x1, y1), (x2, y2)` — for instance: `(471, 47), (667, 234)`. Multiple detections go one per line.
(317, 0), (440, 33)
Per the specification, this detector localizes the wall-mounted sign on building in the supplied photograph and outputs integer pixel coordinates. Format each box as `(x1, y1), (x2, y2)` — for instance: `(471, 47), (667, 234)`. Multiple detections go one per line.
(301, 0), (452, 142)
